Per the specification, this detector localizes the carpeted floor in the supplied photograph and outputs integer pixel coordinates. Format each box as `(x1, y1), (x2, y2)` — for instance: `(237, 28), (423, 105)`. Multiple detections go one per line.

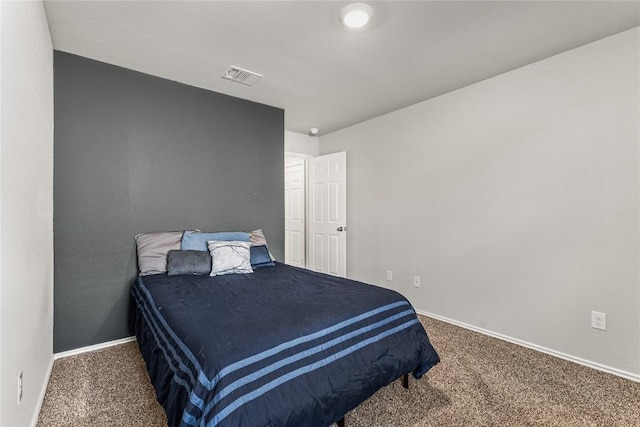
(37, 315), (640, 427)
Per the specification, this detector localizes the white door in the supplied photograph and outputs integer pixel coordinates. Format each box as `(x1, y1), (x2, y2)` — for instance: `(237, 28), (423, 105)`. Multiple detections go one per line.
(307, 152), (347, 277)
(284, 163), (306, 267)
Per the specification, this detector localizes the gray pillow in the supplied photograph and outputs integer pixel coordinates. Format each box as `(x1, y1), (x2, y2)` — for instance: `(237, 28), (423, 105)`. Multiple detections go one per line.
(167, 250), (212, 276)
(135, 231), (184, 276)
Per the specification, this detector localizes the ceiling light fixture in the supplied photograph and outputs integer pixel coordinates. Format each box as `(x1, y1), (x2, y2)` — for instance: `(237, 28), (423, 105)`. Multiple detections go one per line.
(309, 127), (320, 136)
(340, 3), (374, 29)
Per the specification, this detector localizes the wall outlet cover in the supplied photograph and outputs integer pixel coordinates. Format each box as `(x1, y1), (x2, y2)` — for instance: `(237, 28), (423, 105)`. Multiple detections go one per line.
(591, 311), (607, 331)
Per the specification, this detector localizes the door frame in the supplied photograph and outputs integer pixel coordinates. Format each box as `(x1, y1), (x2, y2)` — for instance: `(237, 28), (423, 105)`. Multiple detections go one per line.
(284, 151), (347, 275)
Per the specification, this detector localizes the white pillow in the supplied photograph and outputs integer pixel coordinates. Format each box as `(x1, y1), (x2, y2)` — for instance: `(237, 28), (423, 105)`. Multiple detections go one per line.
(207, 240), (253, 276)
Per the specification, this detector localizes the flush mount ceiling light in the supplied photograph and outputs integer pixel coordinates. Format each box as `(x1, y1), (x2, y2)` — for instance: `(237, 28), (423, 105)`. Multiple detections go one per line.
(309, 127), (320, 136)
(340, 3), (374, 29)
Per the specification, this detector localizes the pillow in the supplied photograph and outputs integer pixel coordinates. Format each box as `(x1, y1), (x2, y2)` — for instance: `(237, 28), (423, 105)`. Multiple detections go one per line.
(249, 228), (276, 261)
(250, 245), (275, 268)
(249, 228), (269, 247)
(135, 231), (184, 276)
(166, 250), (212, 276)
(208, 240), (253, 276)
(182, 231), (250, 251)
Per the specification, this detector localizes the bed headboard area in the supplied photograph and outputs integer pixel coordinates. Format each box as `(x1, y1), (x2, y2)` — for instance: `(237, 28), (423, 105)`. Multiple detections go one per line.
(53, 51), (284, 353)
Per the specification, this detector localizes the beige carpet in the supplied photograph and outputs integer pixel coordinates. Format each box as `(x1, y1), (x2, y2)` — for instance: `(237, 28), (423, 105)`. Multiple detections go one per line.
(37, 316), (640, 426)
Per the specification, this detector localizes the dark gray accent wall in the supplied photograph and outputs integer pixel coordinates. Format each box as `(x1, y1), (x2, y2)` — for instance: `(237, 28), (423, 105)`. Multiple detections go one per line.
(54, 52), (284, 352)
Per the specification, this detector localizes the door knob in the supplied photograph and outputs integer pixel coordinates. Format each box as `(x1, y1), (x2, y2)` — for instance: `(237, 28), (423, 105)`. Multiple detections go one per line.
(337, 226), (347, 232)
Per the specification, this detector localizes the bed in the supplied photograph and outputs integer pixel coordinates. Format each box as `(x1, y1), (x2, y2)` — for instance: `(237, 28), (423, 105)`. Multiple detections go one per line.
(130, 261), (440, 427)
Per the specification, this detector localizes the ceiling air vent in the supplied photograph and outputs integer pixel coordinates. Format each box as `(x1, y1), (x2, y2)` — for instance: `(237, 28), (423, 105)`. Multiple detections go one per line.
(222, 66), (263, 86)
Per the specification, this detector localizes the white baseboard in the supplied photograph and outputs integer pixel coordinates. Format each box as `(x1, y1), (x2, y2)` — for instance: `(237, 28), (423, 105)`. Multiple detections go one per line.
(53, 336), (136, 360)
(31, 355), (54, 427)
(416, 309), (640, 383)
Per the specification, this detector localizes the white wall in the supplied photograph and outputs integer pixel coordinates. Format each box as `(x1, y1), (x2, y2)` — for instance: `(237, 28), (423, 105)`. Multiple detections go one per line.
(320, 28), (639, 377)
(1, 1), (54, 425)
(285, 130), (319, 161)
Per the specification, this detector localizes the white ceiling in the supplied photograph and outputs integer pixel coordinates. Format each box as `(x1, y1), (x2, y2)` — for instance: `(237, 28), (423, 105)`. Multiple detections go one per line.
(43, 1), (639, 136)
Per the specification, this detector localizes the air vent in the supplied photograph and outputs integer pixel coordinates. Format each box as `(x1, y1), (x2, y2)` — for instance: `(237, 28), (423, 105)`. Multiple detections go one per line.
(221, 66), (263, 86)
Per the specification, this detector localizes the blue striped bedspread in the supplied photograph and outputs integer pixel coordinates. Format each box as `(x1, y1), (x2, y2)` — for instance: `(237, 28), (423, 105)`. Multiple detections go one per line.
(130, 262), (440, 427)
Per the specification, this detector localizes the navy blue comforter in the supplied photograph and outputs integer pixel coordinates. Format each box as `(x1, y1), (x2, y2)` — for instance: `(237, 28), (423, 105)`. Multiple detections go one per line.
(130, 263), (439, 427)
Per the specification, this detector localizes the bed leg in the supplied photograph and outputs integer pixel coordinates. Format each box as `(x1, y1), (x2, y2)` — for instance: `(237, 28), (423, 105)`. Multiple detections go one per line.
(402, 373), (409, 389)
(337, 417), (345, 427)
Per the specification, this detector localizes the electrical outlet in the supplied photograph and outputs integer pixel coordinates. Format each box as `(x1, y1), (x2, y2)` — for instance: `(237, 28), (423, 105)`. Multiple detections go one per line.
(591, 311), (607, 331)
(386, 270), (393, 281)
(413, 275), (421, 288)
(18, 371), (23, 405)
